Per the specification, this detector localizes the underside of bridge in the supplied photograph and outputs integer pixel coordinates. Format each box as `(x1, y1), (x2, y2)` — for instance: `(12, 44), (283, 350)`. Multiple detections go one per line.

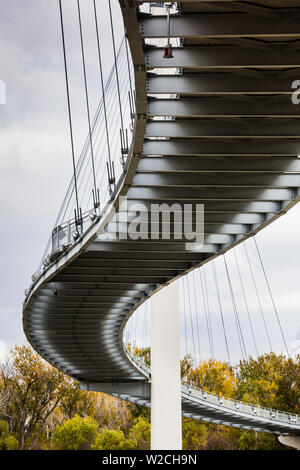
(23, 0), (300, 437)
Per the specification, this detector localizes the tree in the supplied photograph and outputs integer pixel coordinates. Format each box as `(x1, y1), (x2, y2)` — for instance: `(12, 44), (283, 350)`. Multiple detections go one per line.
(204, 424), (240, 450)
(238, 429), (282, 451)
(0, 420), (18, 450)
(0, 345), (69, 449)
(234, 353), (300, 413)
(53, 415), (98, 450)
(100, 394), (135, 433)
(59, 379), (99, 420)
(182, 418), (207, 450)
(129, 416), (151, 450)
(181, 354), (193, 380)
(134, 346), (150, 367)
(92, 429), (134, 450)
(134, 349), (194, 381)
(187, 359), (236, 397)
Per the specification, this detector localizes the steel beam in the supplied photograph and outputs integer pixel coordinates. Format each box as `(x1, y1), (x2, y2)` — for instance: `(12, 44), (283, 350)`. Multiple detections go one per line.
(143, 139), (300, 155)
(127, 186), (293, 201)
(137, 155), (300, 173)
(120, 199), (278, 214)
(145, 119), (300, 138)
(145, 46), (300, 68)
(132, 172), (300, 188)
(80, 382), (150, 398)
(140, 13), (300, 39)
(147, 97), (300, 117)
(147, 75), (293, 94)
(87, 241), (216, 253)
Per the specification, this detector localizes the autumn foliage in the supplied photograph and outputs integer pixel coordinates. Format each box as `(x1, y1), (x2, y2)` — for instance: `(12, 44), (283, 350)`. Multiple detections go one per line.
(0, 345), (299, 450)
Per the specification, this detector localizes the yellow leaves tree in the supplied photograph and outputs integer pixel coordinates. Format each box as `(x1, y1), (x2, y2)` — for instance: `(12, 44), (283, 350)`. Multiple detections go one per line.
(0, 345), (69, 449)
(129, 416), (151, 450)
(53, 415), (98, 450)
(92, 429), (134, 450)
(59, 379), (99, 420)
(187, 359), (236, 397)
(234, 353), (300, 413)
(182, 418), (208, 450)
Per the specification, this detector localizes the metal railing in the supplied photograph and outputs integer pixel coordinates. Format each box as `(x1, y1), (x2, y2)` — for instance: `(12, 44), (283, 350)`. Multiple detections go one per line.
(124, 344), (300, 428)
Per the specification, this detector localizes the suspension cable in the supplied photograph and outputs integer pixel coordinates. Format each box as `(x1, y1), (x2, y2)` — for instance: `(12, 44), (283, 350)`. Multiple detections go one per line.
(223, 254), (248, 362)
(133, 310), (138, 349)
(58, 0), (81, 227)
(192, 271), (202, 365)
(233, 247), (259, 356)
(60, 38), (127, 223)
(77, 0), (99, 208)
(108, 0), (127, 163)
(244, 241), (273, 352)
(181, 278), (188, 358)
(59, 46), (120, 224)
(124, 31), (135, 119)
(199, 269), (214, 360)
(212, 260), (231, 365)
(80, 45), (128, 208)
(202, 268), (215, 360)
(186, 276), (197, 365)
(253, 236), (290, 357)
(143, 303), (147, 350)
(93, 0), (115, 194)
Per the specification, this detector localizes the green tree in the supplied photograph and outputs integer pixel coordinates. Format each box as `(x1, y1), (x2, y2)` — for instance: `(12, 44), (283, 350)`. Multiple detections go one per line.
(92, 429), (134, 450)
(0, 420), (18, 450)
(0, 345), (69, 449)
(238, 429), (282, 450)
(129, 416), (151, 450)
(204, 424), (240, 450)
(234, 353), (300, 412)
(53, 415), (98, 450)
(181, 354), (194, 380)
(182, 418), (207, 450)
(188, 359), (236, 396)
(134, 346), (150, 367)
(59, 380), (98, 420)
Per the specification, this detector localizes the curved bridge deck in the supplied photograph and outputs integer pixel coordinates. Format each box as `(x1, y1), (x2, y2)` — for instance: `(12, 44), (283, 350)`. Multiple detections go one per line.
(23, 0), (300, 436)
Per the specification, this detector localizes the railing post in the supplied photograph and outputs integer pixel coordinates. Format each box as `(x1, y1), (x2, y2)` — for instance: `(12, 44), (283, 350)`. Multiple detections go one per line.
(150, 280), (182, 450)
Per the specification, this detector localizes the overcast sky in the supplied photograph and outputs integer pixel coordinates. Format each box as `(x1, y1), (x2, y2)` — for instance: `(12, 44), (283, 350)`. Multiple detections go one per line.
(0, 0), (300, 364)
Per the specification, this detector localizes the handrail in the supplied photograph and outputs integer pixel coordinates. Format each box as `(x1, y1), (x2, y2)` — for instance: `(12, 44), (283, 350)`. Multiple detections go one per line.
(124, 344), (300, 428)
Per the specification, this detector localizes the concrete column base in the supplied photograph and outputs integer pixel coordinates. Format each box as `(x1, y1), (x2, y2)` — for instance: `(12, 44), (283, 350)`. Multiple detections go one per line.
(278, 436), (300, 450)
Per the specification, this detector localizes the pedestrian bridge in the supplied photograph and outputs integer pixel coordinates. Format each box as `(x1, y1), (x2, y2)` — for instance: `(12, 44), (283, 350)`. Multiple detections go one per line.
(82, 347), (299, 436)
(23, 0), (300, 444)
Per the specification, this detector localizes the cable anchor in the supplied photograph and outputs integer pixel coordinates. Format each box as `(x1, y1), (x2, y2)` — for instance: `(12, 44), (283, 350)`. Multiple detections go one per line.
(128, 90), (135, 127)
(92, 188), (100, 210)
(107, 160), (116, 196)
(74, 207), (83, 240)
(164, 2), (173, 59)
(120, 128), (129, 168)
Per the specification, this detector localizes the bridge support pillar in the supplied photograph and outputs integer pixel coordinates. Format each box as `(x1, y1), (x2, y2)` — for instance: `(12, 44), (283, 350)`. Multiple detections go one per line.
(278, 436), (300, 450)
(150, 280), (182, 450)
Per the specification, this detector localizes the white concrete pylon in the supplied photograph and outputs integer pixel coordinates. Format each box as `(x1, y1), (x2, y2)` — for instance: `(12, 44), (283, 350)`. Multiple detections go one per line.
(278, 435), (300, 450)
(150, 280), (182, 450)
